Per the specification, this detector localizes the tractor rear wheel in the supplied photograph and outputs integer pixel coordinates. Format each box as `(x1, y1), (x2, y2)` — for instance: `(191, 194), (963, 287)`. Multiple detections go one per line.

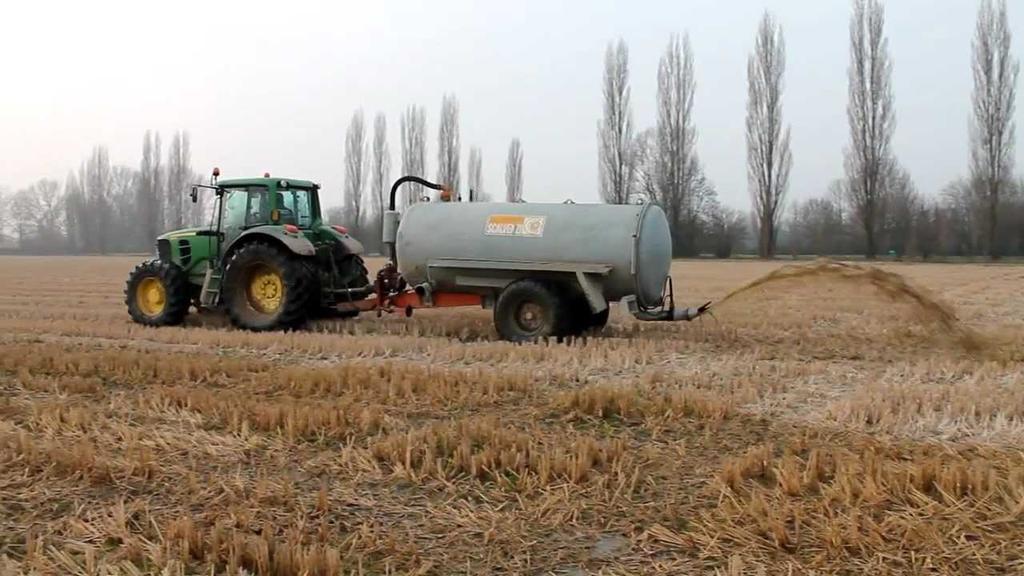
(125, 259), (190, 326)
(222, 242), (312, 331)
(331, 253), (371, 318)
(494, 279), (567, 342)
(307, 253), (371, 319)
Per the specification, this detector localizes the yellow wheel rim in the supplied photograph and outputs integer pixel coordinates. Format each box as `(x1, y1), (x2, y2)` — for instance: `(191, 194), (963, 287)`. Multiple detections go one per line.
(246, 264), (284, 314)
(136, 277), (167, 317)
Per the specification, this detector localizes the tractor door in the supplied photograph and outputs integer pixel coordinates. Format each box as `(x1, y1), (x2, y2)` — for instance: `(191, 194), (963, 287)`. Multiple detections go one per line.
(276, 187), (317, 228)
(222, 185), (271, 245)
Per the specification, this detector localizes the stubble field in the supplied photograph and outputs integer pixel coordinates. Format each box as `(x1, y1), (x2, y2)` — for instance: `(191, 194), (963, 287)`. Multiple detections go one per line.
(1, 255), (1023, 575)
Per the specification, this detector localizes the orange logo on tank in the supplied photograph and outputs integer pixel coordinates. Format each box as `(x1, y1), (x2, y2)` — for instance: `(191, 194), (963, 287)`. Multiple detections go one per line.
(484, 214), (546, 237)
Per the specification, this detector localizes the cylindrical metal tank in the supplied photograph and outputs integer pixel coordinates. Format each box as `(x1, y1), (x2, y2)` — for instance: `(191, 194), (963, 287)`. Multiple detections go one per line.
(395, 202), (672, 307)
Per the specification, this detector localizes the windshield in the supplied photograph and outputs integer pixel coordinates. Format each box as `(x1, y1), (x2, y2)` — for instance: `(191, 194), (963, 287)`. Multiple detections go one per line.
(277, 188), (315, 228)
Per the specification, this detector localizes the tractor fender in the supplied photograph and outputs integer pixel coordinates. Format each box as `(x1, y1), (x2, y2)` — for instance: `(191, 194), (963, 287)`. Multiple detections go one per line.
(324, 227), (365, 256)
(224, 226), (317, 261)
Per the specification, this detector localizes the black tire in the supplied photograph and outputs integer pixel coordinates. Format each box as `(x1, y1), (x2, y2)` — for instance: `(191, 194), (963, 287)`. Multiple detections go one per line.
(561, 292), (610, 337)
(332, 254), (370, 319)
(335, 253), (371, 291)
(494, 280), (567, 342)
(222, 242), (312, 331)
(588, 305), (610, 332)
(308, 253), (370, 319)
(125, 259), (190, 326)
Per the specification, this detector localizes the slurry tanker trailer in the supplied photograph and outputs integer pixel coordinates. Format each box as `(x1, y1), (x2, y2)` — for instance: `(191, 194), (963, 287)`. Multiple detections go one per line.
(125, 172), (710, 342)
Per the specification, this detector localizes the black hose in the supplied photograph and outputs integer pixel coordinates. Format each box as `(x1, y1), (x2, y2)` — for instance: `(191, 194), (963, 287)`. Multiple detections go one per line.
(389, 176), (446, 211)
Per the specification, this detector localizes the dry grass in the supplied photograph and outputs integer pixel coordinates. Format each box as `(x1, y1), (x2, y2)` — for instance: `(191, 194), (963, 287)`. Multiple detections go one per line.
(706, 438), (1024, 573)
(0, 255), (1022, 574)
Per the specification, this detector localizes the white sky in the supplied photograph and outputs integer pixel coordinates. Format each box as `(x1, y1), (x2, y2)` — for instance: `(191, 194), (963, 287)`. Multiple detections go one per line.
(1, 0), (1021, 210)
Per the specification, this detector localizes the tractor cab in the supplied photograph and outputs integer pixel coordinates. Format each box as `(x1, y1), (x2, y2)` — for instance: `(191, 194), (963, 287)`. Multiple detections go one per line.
(217, 176), (322, 235)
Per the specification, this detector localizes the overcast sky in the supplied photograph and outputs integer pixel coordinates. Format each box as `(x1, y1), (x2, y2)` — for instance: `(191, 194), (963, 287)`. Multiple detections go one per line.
(1, 0), (1021, 210)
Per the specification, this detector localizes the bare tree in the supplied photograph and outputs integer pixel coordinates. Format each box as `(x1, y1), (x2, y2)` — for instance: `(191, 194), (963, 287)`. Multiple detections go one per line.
(656, 34), (707, 256)
(942, 177), (986, 254)
(844, 0), (895, 259)
(632, 128), (657, 203)
(10, 187), (41, 245)
(599, 39), (637, 204)
(84, 146), (112, 253)
(369, 113), (391, 250)
(914, 198), (943, 260)
(704, 201), (748, 258)
(138, 131), (163, 245)
(1006, 180), (1024, 254)
(344, 110), (368, 231)
(110, 166), (137, 251)
(186, 170), (210, 227)
(437, 94), (461, 197)
(790, 195), (848, 256)
(10, 179), (63, 250)
(468, 146), (489, 201)
(165, 131), (191, 230)
(505, 138), (523, 202)
(971, 0), (1019, 259)
(400, 105), (427, 207)
(0, 188), (9, 240)
(64, 172), (85, 252)
(38, 180), (62, 233)
(882, 163), (920, 256)
(746, 13), (792, 258)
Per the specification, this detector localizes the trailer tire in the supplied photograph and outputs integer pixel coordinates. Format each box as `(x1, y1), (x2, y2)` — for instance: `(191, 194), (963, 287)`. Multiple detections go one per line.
(588, 305), (610, 331)
(564, 295), (610, 337)
(494, 280), (567, 342)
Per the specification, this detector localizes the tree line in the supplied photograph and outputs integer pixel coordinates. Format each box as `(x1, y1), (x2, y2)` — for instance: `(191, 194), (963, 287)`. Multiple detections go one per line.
(2, 0), (1017, 260)
(0, 131), (203, 254)
(599, 0), (1020, 259)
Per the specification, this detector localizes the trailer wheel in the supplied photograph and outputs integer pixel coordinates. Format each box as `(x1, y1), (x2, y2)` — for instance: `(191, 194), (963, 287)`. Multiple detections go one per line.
(494, 280), (567, 342)
(588, 305), (610, 331)
(564, 296), (610, 336)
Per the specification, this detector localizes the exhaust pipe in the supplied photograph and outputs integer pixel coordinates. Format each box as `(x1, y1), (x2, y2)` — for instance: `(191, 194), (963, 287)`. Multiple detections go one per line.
(622, 295), (712, 322)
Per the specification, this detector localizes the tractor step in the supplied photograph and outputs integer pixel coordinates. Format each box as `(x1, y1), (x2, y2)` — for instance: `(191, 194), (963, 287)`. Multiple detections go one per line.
(200, 268), (223, 308)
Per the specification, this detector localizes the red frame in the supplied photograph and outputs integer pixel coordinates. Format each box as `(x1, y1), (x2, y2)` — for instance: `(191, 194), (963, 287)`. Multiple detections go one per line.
(337, 290), (483, 315)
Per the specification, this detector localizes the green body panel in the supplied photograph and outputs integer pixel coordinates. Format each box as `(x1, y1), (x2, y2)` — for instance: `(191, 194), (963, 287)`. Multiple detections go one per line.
(225, 225), (317, 258)
(313, 226), (365, 255)
(157, 229), (217, 285)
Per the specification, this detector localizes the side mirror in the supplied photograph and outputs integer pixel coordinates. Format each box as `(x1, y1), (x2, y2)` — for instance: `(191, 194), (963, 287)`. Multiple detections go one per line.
(190, 186), (199, 204)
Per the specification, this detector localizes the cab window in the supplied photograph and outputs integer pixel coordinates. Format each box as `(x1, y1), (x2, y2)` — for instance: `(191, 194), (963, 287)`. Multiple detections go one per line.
(277, 189), (314, 228)
(222, 186), (270, 230)
(246, 190), (270, 227)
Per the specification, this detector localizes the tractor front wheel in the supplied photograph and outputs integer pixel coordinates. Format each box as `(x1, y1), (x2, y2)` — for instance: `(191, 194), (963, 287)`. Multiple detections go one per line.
(222, 242), (312, 331)
(125, 259), (191, 326)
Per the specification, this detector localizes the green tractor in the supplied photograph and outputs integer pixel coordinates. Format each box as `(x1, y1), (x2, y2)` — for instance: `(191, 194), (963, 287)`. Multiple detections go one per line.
(125, 169), (372, 330)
